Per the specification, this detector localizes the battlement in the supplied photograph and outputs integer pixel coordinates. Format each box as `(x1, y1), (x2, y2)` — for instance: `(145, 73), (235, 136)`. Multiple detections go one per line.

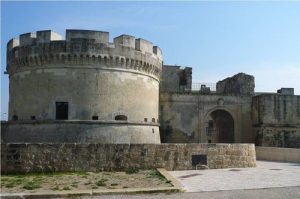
(6, 29), (163, 78)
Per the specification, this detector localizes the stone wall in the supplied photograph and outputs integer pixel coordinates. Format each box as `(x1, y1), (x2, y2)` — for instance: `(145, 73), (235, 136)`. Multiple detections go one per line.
(252, 94), (300, 148)
(1, 143), (256, 174)
(159, 93), (254, 143)
(216, 73), (255, 95)
(252, 94), (300, 126)
(160, 65), (192, 93)
(6, 29), (163, 144)
(256, 147), (300, 163)
(1, 121), (160, 144)
(254, 127), (300, 148)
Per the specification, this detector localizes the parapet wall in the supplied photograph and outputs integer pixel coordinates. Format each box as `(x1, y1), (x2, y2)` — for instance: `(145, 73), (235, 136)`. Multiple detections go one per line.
(256, 147), (300, 163)
(252, 94), (300, 126)
(7, 29), (163, 78)
(1, 143), (256, 174)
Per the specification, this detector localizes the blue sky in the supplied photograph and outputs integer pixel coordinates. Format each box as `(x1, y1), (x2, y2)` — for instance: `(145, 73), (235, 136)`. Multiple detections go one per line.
(1, 1), (300, 120)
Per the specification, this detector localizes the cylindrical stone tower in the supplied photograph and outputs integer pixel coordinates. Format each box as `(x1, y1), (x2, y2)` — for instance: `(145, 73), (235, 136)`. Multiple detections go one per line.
(4, 29), (163, 143)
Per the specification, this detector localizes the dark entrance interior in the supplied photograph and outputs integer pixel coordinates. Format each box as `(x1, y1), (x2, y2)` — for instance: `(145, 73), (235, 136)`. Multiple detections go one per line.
(56, 102), (68, 120)
(210, 110), (234, 143)
(192, 155), (207, 166)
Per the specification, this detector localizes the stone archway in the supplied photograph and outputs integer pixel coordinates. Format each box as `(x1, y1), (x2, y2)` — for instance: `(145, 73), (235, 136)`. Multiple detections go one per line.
(206, 109), (235, 143)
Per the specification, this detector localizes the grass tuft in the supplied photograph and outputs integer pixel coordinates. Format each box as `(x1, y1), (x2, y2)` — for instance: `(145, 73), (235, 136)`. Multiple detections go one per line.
(23, 181), (41, 190)
(63, 186), (71, 190)
(147, 170), (166, 181)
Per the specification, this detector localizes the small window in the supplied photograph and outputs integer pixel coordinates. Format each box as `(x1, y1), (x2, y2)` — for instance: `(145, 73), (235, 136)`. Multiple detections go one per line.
(152, 118), (155, 123)
(31, 116), (36, 120)
(56, 102), (68, 120)
(192, 155), (207, 166)
(12, 115), (18, 121)
(92, 116), (98, 120)
(144, 118), (148, 122)
(115, 115), (127, 121)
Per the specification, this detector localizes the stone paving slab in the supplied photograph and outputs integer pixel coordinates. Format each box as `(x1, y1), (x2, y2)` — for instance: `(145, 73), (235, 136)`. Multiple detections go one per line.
(168, 161), (300, 192)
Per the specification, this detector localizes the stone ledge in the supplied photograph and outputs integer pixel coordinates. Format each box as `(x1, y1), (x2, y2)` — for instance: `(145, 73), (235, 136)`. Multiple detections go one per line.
(1, 120), (160, 126)
(0, 187), (181, 199)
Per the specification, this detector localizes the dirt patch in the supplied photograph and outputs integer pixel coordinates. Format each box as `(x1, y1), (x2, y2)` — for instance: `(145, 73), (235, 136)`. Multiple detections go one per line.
(1, 170), (172, 194)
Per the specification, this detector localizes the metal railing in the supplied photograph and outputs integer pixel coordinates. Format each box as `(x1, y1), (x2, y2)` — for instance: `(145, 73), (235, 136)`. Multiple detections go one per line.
(191, 83), (216, 92)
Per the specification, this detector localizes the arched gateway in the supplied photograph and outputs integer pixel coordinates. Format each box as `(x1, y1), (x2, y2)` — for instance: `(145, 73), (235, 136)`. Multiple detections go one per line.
(205, 109), (235, 143)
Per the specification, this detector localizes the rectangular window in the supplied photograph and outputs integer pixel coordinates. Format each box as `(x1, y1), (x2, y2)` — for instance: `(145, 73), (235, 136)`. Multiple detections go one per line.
(192, 155), (207, 166)
(92, 116), (98, 120)
(56, 102), (68, 120)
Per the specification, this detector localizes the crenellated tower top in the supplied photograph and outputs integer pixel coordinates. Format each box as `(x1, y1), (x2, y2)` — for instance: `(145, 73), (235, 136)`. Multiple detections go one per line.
(6, 29), (163, 79)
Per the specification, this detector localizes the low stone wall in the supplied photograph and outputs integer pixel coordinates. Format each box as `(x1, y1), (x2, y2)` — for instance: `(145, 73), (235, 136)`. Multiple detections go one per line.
(256, 147), (300, 163)
(1, 143), (256, 174)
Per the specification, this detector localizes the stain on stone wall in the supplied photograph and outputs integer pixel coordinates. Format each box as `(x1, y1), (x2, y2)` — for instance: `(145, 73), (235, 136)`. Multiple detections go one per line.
(252, 94), (300, 148)
(255, 128), (300, 148)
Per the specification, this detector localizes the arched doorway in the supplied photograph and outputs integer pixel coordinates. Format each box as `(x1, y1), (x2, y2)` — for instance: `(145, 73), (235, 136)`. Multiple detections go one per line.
(206, 110), (235, 143)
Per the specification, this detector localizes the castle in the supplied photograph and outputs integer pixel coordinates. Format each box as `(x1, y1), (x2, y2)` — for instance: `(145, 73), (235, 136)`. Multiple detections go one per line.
(2, 29), (300, 148)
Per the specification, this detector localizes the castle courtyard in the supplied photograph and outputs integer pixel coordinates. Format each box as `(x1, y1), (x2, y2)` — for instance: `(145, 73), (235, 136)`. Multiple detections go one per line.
(2, 161), (299, 198)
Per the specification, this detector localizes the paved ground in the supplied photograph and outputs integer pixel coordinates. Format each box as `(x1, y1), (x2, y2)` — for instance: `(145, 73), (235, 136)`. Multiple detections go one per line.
(78, 186), (300, 199)
(4, 161), (300, 199)
(77, 161), (300, 199)
(169, 161), (300, 192)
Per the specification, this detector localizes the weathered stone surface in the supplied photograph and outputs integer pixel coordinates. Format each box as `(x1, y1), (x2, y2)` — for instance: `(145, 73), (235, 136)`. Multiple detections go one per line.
(1, 121), (160, 144)
(160, 65), (192, 93)
(159, 93), (254, 143)
(1, 143), (256, 174)
(6, 29), (163, 144)
(216, 73), (255, 95)
(255, 127), (300, 148)
(252, 94), (300, 148)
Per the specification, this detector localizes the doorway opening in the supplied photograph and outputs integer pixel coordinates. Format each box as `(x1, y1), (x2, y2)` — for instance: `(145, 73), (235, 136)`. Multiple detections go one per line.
(207, 110), (234, 143)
